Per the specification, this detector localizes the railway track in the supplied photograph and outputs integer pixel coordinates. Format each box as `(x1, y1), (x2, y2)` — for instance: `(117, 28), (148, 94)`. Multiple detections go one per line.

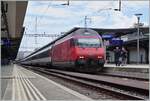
(24, 66), (149, 100)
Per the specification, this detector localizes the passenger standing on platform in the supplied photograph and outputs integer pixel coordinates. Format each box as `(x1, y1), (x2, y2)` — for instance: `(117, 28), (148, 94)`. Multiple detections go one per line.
(114, 47), (121, 66)
(121, 47), (127, 66)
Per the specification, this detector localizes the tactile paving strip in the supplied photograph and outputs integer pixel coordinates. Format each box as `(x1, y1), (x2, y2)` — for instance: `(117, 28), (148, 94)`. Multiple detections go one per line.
(11, 65), (47, 100)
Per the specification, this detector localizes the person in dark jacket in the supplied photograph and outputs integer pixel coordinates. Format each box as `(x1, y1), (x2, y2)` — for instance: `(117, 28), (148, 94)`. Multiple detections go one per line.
(114, 47), (121, 66)
(120, 47), (127, 66)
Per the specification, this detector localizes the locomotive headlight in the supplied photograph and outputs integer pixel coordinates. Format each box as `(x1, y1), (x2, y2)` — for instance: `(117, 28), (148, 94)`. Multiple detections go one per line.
(97, 56), (102, 59)
(79, 56), (84, 59)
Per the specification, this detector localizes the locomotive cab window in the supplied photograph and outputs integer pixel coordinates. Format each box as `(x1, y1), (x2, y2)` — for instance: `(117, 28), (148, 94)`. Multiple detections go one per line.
(83, 32), (91, 35)
(76, 38), (101, 47)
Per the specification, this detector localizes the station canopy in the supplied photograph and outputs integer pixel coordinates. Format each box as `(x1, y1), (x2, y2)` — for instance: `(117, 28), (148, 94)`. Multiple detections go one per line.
(64, 27), (148, 39)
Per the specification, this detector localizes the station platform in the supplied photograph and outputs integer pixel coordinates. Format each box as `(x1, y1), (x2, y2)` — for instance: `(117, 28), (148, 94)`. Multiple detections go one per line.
(1, 64), (92, 100)
(104, 64), (149, 68)
(103, 64), (149, 75)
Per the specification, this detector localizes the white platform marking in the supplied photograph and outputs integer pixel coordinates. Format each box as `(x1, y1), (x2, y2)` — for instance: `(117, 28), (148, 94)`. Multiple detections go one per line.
(11, 65), (47, 100)
(20, 69), (46, 100)
(20, 66), (93, 100)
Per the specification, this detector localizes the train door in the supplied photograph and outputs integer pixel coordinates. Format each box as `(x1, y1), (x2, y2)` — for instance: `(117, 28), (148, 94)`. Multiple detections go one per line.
(51, 45), (55, 65)
(69, 38), (75, 63)
(64, 40), (70, 62)
(61, 40), (70, 66)
(49, 47), (52, 64)
(65, 39), (72, 66)
(66, 40), (70, 62)
(60, 41), (67, 63)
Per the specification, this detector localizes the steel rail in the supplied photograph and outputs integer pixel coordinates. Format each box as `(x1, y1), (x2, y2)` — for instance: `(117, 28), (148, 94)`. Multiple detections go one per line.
(99, 73), (149, 81)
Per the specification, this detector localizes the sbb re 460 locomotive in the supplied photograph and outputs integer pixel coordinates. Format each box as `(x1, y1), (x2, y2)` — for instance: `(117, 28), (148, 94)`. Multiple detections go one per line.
(19, 28), (105, 72)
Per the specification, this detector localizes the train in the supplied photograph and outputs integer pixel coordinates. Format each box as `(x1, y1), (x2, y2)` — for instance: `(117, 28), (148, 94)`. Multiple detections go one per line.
(19, 28), (105, 72)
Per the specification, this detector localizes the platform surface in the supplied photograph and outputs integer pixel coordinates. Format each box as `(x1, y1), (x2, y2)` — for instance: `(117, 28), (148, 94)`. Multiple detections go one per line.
(1, 64), (14, 98)
(104, 64), (149, 68)
(1, 64), (92, 100)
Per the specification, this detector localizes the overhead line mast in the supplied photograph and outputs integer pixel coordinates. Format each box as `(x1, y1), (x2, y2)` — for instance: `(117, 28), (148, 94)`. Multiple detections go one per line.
(119, 0), (121, 11)
(35, 17), (38, 45)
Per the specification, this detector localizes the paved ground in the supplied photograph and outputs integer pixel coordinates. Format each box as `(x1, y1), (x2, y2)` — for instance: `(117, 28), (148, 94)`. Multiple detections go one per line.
(1, 64), (14, 99)
(2, 64), (92, 100)
(1, 64), (149, 100)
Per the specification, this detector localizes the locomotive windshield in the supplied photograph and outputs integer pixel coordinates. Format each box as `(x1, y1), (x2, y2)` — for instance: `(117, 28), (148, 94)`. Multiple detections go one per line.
(76, 38), (101, 47)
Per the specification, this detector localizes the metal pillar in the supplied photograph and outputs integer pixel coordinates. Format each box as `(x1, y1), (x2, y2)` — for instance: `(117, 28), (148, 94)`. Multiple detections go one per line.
(84, 16), (87, 29)
(35, 17), (38, 45)
(119, 0), (121, 11)
(135, 13), (142, 64)
(137, 17), (140, 64)
(84, 16), (91, 29)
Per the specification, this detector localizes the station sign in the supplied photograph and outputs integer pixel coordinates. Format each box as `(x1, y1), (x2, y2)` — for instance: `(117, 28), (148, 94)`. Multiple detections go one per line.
(101, 34), (114, 39)
(109, 38), (123, 46)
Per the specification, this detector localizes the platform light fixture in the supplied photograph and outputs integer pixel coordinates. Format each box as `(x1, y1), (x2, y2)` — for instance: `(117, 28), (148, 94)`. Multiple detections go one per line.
(135, 13), (143, 64)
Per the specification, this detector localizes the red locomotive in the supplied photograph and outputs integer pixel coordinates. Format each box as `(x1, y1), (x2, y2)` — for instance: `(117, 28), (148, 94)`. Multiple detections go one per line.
(19, 28), (105, 72)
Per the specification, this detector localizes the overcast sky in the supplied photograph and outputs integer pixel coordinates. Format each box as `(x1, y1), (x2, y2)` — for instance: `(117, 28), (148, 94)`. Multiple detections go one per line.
(18, 0), (149, 52)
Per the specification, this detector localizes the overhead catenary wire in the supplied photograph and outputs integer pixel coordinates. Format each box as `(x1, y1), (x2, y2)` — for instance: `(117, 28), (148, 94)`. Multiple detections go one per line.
(37, 0), (71, 28)
(22, 1), (117, 50)
(37, 1), (52, 28)
(75, 8), (113, 28)
(75, 0), (124, 27)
